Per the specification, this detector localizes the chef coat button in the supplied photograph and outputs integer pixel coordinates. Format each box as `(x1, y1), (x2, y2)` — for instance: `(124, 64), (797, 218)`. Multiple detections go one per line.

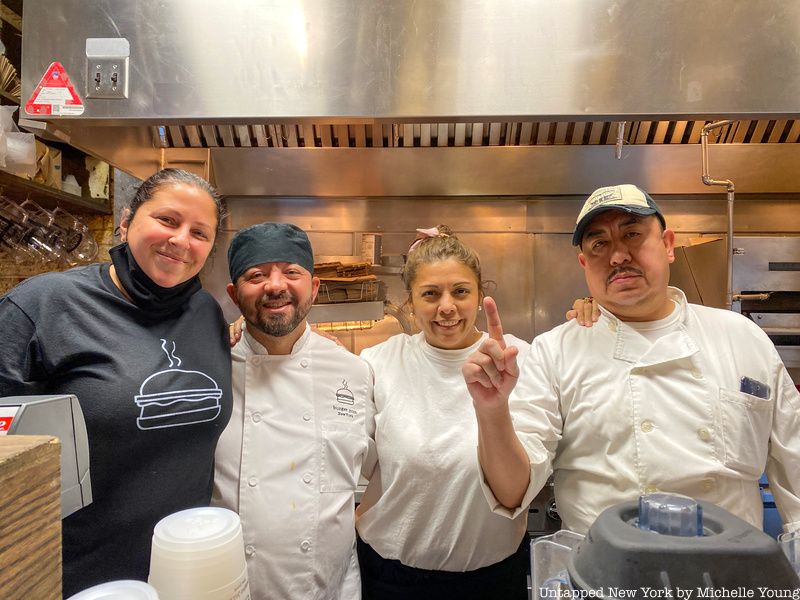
(697, 428), (711, 442)
(702, 478), (715, 492)
(251, 357), (261, 365)
(252, 412), (262, 423)
(248, 477), (258, 487)
(303, 472), (313, 484)
(300, 540), (311, 552)
(302, 413), (312, 422)
(640, 419), (654, 433)
(691, 368), (703, 379)
(644, 485), (658, 494)
(301, 359), (309, 368)
(607, 320), (617, 332)
(245, 544), (255, 556)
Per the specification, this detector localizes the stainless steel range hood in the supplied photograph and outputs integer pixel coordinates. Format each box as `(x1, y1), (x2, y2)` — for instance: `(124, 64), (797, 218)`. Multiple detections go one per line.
(20, 0), (800, 194)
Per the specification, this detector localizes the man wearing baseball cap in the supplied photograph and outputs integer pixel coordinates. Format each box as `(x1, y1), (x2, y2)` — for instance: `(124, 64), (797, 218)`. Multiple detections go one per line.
(213, 222), (376, 600)
(464, 184), (800, 536)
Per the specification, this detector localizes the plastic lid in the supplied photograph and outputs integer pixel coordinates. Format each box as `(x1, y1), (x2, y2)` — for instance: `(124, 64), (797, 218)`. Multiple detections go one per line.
(637, 493), (703, 536)
(152, 507), (242, 553)
(66, 580), (159, 600)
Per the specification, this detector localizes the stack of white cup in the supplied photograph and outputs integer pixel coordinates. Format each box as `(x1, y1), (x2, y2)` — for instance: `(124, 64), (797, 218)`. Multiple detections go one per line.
(66, 580), (160, 599)
(148, 507), (251, 600)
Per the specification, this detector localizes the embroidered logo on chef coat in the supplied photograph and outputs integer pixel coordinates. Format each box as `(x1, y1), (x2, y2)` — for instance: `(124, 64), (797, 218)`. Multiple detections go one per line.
(133, 339), (224, 430)
(332, 379), (358, 419)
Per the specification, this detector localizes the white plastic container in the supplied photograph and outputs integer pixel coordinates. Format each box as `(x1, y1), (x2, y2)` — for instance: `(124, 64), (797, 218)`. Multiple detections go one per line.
(148, 507), (250, 600)
(779, 530), (800, 577)
(66, 580), (160, 600)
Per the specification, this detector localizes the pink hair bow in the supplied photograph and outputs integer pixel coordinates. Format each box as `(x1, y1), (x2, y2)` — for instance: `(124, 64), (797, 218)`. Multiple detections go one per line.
(408, 227), (446, 252)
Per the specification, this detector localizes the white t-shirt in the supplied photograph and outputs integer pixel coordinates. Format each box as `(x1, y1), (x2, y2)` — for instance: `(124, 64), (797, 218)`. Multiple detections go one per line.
(357, 331), (531, 571)
(626, 299), (680, 343)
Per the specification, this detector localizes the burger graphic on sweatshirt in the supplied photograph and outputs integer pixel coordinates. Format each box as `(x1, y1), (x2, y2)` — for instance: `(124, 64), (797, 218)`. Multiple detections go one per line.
(134, 339), (223, 430)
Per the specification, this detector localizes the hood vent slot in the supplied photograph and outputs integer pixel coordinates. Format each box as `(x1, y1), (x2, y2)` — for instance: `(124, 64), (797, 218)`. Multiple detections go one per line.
(158, 119), (800, 150)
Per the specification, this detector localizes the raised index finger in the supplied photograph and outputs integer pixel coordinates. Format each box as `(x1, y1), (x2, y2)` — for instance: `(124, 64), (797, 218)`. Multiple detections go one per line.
(483, 296), (506, 349)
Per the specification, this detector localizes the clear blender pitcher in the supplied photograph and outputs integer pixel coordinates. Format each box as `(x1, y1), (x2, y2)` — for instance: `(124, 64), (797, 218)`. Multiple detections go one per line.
(779, 530), (800, 578)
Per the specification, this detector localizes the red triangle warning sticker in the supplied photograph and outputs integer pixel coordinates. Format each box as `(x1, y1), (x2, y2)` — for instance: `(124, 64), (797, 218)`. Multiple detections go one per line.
(25, 61), (85, 116)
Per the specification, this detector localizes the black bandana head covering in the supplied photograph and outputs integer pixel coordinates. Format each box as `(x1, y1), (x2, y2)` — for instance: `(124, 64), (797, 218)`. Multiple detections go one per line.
(109, 242), (202, 317)
(227, 222), (314, 283)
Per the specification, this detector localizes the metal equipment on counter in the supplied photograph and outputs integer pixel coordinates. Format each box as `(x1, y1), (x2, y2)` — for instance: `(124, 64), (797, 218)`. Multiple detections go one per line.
(0, 394), (92, 518)
(527, 478), (561, 539)
(531, 494), (800, 600)
(733, 236), (800, 372)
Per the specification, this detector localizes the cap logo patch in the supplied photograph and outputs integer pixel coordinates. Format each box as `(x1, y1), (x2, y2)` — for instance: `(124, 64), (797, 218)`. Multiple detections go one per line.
(577, 185), (649, 222)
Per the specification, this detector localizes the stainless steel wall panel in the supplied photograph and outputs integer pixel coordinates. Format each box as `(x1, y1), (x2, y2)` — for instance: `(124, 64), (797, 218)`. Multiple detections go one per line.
(203, 196), (800, 351)
(532, 235), (589, 336)
(527, 197), (800, 235)
(221, 196), (800, 239)
(210, 145), (800, 198)
(222, 197), (528, 233)
(23, 0), (800, 123)
(202, 220), (535, 341)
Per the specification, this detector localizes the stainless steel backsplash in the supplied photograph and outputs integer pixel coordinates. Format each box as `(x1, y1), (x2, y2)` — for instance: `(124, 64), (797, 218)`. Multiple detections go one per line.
(200, 194), (800, 353)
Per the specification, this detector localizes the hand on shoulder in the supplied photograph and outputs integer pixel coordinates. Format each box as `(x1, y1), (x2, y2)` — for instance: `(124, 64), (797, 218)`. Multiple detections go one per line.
(565, 296), (600, 327)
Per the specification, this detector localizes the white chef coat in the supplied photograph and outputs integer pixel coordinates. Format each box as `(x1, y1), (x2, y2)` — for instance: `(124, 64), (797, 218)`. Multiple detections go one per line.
(486, 287), (800, 535)
(357, 332), (531, 571)
(213, 324), (376, 600)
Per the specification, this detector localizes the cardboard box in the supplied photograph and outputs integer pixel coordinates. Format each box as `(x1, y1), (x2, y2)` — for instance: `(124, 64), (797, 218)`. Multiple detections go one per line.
(31, 141), (62, 190)
(0, 436), (62, 600)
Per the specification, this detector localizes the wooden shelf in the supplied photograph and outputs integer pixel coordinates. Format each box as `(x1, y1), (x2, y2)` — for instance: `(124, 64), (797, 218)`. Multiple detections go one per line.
(0, 3), (22, 33)
(0, 169), (111, 214)
(0, 89), (19, 104)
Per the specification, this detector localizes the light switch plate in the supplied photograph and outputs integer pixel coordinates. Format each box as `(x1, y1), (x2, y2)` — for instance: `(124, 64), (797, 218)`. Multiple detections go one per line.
(85, 38), (130, 99)
(86, 56), (129, 98)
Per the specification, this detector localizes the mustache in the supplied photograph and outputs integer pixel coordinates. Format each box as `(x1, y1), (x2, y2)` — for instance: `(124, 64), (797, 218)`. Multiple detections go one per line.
(606, 266), (642, 284)
(258, 291), (296, 305)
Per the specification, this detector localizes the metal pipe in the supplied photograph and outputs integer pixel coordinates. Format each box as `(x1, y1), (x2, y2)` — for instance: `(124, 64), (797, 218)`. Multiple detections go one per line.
(700, 120), (736, 309)
(732, 293), (772, 302)
(615, 122), (626, 160)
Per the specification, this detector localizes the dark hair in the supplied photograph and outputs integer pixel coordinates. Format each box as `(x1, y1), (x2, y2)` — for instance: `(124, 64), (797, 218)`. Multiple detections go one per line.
(126, 168), (225, 237)
(401, 225), (483, 292)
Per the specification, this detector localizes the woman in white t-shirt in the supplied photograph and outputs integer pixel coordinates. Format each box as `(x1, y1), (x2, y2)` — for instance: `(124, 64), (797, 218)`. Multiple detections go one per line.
(356, 225), (532, 600)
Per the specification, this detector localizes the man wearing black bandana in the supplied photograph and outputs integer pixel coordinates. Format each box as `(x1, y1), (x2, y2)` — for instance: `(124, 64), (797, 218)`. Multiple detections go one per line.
(213, 222), (376, 600)
(0, 169), (233, 596)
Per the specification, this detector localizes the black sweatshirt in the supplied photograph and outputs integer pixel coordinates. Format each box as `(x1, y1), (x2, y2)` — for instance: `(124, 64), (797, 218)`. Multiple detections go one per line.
(0, 263), (232, 596)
